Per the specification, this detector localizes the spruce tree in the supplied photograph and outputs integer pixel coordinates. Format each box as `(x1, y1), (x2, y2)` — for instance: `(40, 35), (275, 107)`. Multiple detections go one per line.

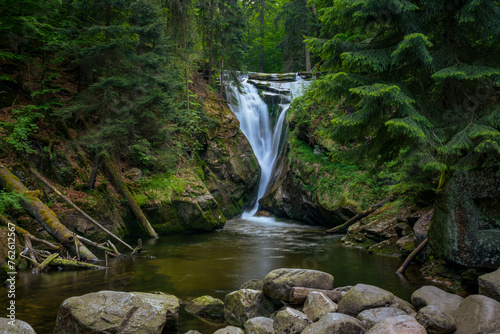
(307, 0), (500, 188)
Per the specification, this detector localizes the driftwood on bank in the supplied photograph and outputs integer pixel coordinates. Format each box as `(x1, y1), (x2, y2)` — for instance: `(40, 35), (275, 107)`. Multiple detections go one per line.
(0, 215), (60, 250)
(289, 287), (343, 304)
(326, 195), (393, 234)
(0, 165), (98, 261)
(396, 238), (429, 274)
(102, 156), (158, 238)
(29, 167), (135, 252)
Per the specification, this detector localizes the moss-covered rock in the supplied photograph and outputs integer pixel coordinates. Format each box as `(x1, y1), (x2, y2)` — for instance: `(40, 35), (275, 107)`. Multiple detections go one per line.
(338, 284), (395, 317)
(428, 168), (500, 268)
(185, 295), (224, 320)
(224, 289), (275, 328)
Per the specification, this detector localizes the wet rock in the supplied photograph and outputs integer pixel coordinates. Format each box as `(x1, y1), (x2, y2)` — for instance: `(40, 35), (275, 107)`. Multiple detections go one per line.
(428, 168), (500, 268)
(396, 234), (416, 257)
(53, 290), (180, 334)
(224, 289), (275, 327)
(413, 210), (432, 244)
(241, 279), (263, 291)
(185, 331), (202, 334)
(338, 284), (395, 317)
(249, 73), (297, 81)
(366, 315), (426, 334)
(478, 267), (500, 302)
(356, 307), (408, 329)
(213, 326), (245, 334)
(390, 296), (416, 316)
(0, 318), (36, 334)
(262, 268), (334, 302)
(410, 285), (463, 317)
(367, 239), (399, 255)
(303, 291), (338, 322)
(395, 222), (413, 238)
(454, 295), (500, 334)
(415, 305), (456, 334)
(185, 295), (224, 320)
(273, 307), (310, 334)
(244, 317), (275, 334)
(301, 313), (366, 334)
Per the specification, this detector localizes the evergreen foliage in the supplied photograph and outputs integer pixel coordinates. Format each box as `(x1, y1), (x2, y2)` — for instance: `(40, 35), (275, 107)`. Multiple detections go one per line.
(305, 0), (500, 193)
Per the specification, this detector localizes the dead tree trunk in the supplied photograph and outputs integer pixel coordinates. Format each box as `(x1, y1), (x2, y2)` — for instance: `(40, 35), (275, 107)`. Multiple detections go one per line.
(396, 238), (428, 274)
(0, 165), (99, 261)
(30, 167), (134, 252)
(326, 196), (393, 234)
(102, 157), (158, 238)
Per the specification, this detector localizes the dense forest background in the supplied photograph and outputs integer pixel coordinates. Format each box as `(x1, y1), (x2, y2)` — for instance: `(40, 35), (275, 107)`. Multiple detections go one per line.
(0, 0), (499, 224)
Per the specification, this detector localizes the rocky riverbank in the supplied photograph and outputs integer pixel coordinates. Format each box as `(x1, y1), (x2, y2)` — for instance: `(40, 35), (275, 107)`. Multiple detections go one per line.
(4, 267), (499, 334)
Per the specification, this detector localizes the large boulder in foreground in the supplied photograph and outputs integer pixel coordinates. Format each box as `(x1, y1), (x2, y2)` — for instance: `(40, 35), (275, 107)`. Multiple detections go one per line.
(366, 315), (426, 334)
(262, 268), (334, 302)
(428, 168), (500, 268)
(301, 313), (366, 334)
(224, 289), (274, 327)
(213, 326), (245, 334)
(478, 267), (500, 302)
(338, 284), (395, 317)
(0, 318), (36, 334)
(454, 295), (500, 334)
(410, 285), (462, 317)
(53, 291), (179, 334)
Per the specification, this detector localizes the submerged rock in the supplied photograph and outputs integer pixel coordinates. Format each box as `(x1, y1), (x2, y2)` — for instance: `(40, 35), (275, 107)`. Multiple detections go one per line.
(241, 279), (264, 291)
(262, 268), (334, 302)
(0, 318), (36, 334)
(454, 295), (500, 334)
(53, 290), (179, 334)
(224, 289), (275, 327)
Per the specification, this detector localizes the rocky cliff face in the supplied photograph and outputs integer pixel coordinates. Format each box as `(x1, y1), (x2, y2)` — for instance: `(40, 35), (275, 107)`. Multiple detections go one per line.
(139, 85), (260, 233)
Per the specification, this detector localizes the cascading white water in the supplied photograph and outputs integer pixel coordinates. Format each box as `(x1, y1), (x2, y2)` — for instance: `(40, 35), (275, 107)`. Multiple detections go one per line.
(226, 74), (310, 219)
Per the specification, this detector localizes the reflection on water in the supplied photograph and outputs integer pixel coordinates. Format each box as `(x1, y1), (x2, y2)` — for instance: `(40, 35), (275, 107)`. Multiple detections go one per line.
(0, 218), (429, 333)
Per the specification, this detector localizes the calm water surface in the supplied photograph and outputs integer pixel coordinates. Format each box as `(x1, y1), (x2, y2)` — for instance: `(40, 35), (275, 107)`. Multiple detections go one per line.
(1, 218), (430, 333)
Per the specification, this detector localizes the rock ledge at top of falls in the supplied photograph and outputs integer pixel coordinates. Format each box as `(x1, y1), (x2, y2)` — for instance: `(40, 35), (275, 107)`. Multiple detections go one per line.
(248, 72), (297, 82)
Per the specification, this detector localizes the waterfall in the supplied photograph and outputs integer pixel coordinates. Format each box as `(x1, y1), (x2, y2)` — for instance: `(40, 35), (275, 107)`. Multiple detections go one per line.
(226, 73), (310, 218)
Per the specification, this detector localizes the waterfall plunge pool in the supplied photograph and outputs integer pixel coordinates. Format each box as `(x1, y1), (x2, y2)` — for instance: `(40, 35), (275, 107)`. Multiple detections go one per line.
(0, 217), (431, 333)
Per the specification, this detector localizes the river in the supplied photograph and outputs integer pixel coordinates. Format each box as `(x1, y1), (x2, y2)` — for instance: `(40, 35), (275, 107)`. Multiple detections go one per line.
(0, 217), (430, 333)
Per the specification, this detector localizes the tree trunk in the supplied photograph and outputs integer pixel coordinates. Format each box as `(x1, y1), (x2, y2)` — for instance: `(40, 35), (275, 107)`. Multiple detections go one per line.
(30, 167), (134, 252)
(289, 287), (342, 304)
(208, 0), (215, 85)
(325, 196), (393, 234)
(396, 238), (428, 274)
(0, 166), (99, 261)
(102, 157), (158, 238)
(260, 0), (265, 73)
(305, 44), (311, 72)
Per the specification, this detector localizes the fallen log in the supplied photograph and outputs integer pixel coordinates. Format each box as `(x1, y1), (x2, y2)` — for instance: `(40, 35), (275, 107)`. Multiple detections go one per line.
(396, 238), (428, 274)
(38, 253), (59, 271)
(326, 195), (393, 234)
(102, 156), (158, 238)
(0, 165), (98, 261)
(289, 287), (342, 304)
(0, 216), (60, 251)
(30, 167), (135, 252)
(76, 235), (117, 254)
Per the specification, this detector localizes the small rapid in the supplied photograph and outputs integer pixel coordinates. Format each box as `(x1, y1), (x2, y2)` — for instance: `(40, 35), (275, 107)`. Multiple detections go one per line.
(226, 74), (310, 218)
